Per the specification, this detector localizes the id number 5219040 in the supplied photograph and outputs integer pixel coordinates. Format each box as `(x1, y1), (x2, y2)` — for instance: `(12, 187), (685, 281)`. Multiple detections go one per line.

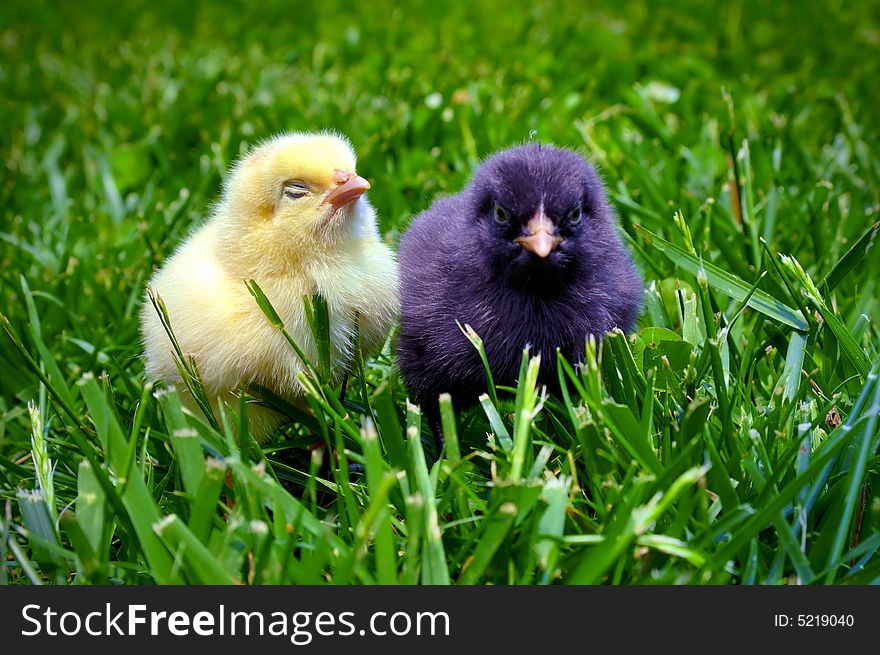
(773, 614), (854, 628)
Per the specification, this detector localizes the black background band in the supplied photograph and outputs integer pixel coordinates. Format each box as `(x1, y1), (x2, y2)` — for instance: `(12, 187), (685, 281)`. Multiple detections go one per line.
(0, 585), (874, 652)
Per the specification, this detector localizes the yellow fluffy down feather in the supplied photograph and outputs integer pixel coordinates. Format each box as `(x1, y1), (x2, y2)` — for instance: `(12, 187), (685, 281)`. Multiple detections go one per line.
(140, 131), (400, 441)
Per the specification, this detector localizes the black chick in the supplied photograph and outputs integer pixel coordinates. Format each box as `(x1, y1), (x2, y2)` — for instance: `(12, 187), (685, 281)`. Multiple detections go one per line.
(398, 144), (643, 445)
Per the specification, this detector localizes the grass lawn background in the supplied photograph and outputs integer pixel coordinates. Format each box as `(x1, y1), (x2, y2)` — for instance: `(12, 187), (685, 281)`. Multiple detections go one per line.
(1, 0), (879, 584)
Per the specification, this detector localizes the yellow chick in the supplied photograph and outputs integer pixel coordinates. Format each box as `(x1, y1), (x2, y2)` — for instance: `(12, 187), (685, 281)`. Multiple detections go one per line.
(140, 131), (400, 440)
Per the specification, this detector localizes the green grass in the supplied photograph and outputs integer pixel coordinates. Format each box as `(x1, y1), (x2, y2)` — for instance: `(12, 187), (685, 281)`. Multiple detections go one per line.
(1, 0), (879, 585)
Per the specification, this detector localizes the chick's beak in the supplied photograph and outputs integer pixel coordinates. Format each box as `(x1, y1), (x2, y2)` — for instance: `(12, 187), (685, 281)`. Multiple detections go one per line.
(514, 210), (561, 258)
(324, 170), (371, 209)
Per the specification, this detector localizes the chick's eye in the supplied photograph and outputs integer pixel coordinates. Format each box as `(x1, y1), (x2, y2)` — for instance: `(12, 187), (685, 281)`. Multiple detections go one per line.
(567, 206), (583, 224)
(283, 181), (309, 200)
(494, 203), (510, 225)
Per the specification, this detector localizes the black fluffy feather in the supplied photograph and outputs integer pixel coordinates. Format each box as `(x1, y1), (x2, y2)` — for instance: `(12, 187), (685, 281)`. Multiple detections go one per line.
(398, 144), (643, 443)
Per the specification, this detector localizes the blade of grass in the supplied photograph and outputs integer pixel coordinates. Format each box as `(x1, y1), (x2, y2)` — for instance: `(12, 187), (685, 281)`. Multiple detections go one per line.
(635, 225), (808, 331)
(821, 220), (879, 293)
(78, 373), (181, 583)
(458, 321), (499, 408)
(406, 401), (450, 584)
(153, 514), (235, 584)
(780, 254), (870, 379)
(824, 366), (879, 581)
(479, 393), (513, 452)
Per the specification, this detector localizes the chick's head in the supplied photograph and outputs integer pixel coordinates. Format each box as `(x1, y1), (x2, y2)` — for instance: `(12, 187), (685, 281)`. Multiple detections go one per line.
(222, 131), (374, 252)
(465, 144), (618, 292)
